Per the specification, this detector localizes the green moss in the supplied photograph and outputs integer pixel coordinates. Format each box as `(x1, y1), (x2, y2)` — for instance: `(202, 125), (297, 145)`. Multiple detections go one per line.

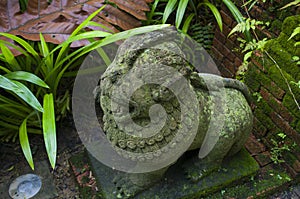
(248, 60), (286, 98)
(276, 33), (300, 56)
(283, 151), (298, 166)
(283, 94), (300, 118)
(281, 15), (300, 41)
(254, 109), (276, 130)
(264, 40), (300, 81)
(267, 65), (299, 95)
(290, 119), (298, 129)
(255, 99), (273, 115)
(253, 118), (268, 138)
(244, 68), (261, 92)
(208, 166), (291, 198)
(270, 19), (282, 34)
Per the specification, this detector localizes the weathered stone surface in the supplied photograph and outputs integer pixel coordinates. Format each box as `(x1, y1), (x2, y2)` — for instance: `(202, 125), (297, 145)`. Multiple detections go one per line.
(87, 148), (259, 199)
(96, 28), (253, 197)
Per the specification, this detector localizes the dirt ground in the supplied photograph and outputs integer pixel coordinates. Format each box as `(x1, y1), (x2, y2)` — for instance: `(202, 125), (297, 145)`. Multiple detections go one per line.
(0, 116), (84, 199)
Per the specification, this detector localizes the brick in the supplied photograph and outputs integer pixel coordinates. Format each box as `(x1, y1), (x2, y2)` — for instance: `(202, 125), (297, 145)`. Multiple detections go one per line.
(251, 5), (263, 19)
(269, 82), (285, 100)
(254, 109), (275, 130)
(284, 163), (298, 178)
(245, 134), (266, 155)
(252, 58), (265, 72)
(260, 88), (293, 123)
(212, 37), (225, 53)
(223, 45), (231, 57)
(224, 58), (236, 75)
(254, 151), (272, 167)
(226, 52), (236, 63)
(225, 39), (237, 52)
(253, 117), (268, 138)
(234, 57), (242, 68)
(249, 65), (285, 99)
(211, 46), (224, 62)
(222, 24), (231, 36)
(214, 30), (227, 44)
(292, 160), (300, 173)
(218, 65), (234, 78)
(221, 10), (233, 26)
(270, 112), (300, 146)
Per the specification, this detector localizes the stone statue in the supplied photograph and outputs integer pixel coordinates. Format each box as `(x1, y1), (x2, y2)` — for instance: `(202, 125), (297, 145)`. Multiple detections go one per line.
(97, 28), (253, 198)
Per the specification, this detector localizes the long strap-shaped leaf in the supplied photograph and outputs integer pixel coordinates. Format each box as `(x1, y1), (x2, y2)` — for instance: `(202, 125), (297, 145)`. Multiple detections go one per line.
(176, 0), (189, 29)
(4, 71), (49, 88)
(162, 0), (178, 24)
(19, 116), (34, 170)
(0, 75), (43, 112)
(198, 0), (223, 31)
(42, 93), (56, 169)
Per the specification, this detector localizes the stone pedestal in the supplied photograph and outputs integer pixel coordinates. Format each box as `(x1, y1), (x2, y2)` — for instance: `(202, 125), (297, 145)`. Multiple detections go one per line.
(87, 148), (259, 199)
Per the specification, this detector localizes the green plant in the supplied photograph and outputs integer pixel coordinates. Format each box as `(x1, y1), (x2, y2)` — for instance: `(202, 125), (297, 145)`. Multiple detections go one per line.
(288, 24), (300, 46)
(242, 0), (268, 11)
(280, 0), (300, 10)
(270, 133), (294, 164)
(0, 6), (169, 170)
(147, 0), (250, 36)
(252, 92), (262, 102)
(228, 4), (300, 112)
(161, 0), (222, 33)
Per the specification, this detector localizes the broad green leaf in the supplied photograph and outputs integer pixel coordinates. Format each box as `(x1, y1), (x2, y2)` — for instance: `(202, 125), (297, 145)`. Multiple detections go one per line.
(0, 75), (22, 92)
(4, 71), (49, 88)
(162, 0), (178, 24)
(0, 43), (21, 71)
(0, 33), (40, 61)
(176, 0), (189, 29)
(199, 0), (222, 31)
(59, 31), (112, 48)
(11, 80), (44, 112)
(19, 117), (34, 170)
(42, 93), (56, 169)
(182, 14), (195, 34)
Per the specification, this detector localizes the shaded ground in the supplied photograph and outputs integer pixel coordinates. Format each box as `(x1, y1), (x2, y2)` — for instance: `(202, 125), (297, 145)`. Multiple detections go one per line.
(0, 116), (83, 199)
(0, 114), (299, 199)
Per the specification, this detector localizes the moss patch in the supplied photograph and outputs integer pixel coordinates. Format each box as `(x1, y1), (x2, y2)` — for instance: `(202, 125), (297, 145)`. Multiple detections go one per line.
(208, 164), (292, 198)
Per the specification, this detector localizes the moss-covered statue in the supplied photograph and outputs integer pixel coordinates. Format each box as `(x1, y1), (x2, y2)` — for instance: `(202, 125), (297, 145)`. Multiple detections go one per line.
(97, 28), (253, 198)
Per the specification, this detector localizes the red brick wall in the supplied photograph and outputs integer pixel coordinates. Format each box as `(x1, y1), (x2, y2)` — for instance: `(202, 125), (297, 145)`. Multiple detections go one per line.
(211, 1), (300, 177)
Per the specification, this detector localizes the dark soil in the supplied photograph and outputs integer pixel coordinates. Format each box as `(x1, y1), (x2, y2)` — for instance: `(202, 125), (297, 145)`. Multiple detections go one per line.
(0, 116), (84, 199)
